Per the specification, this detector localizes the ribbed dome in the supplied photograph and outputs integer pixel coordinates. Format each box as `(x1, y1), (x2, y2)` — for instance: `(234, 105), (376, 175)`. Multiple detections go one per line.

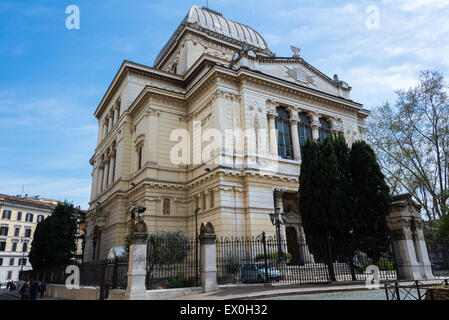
(154, 5), (271, 66)
(185, 6), (268, 50)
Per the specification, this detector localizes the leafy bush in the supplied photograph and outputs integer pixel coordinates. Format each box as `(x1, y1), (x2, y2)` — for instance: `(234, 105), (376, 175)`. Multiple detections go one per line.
(167, 273), (195, 289)
(435, 213), (449, 239)
(360, 261), (395, 272)
(255, 252), (292, 262)
(224, 254), (241, 275)
(147, 231), (190, 265)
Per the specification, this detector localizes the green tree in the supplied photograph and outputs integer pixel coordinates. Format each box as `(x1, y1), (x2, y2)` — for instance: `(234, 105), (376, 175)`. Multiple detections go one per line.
(29, 202), (80, 269)
(299, 138), (348, 238)
(367, 70), (449, 221)
(350, 141), (392, 241)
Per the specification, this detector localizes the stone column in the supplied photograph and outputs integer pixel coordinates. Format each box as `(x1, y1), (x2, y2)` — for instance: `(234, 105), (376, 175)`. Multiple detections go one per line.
(267, 111), (278, 157)
(125, 220), (148, 300)
(200, 222), (218, 293)
(90, 165), (98, 200)
(114, 107), (119, 125)
(98, 164), (104, 193)
(102, 121), (107, 140)
(103, 158), (109, 190)
(108, 151), (115, 186)
(309, 112), (320, 140)
(289, 113), (301, 161)
(108, 115), (113, 131)
(388, 194), (434, 280)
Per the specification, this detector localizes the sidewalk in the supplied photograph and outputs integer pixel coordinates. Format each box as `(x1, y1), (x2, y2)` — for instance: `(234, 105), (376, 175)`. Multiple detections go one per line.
(170, 279), (444, 300)
(0, 289), (63, 300)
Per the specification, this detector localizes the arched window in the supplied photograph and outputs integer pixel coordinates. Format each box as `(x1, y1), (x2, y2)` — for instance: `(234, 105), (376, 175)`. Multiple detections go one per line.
(298, 112), (312, 146)
(275, 107), (293, 159)
(319, 118), (331, 141)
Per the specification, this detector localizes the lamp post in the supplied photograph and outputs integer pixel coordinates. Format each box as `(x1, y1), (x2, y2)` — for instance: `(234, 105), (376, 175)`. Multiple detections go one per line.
(92, 231), (98, 261)
(20, 237), (30, 273)
(194, 207), (201, 286)
(269, 207), (287, 262)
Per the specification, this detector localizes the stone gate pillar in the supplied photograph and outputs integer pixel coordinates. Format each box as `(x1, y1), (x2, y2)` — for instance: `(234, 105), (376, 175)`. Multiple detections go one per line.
(125, 219), (148, 300)
(200, 222), (218, 293)
(388, 194), (434, 280)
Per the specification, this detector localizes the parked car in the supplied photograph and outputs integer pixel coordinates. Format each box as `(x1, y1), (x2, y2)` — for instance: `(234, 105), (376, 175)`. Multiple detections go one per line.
(0, 282), (7, 289)
(240, 262), (282, 283)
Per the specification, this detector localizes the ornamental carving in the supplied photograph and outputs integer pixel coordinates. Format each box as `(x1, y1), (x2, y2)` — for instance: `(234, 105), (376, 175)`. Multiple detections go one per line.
(284, 66), (316, 87)
(200, 222), (215, 235)
(134, 219), (148, 233)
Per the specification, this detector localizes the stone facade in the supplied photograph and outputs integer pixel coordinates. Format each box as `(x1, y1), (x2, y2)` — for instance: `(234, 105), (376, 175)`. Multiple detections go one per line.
(84, 6), (369, 261)
(0, 194), (57, 282)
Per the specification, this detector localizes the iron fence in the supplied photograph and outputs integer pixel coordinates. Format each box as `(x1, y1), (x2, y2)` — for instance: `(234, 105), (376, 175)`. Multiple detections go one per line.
(216, 232), (396, 285)
(19, 257), (129, 292)
(145, 237), (200, 290)
(425, 234), (449, 277)
(385, 279), (449, 300)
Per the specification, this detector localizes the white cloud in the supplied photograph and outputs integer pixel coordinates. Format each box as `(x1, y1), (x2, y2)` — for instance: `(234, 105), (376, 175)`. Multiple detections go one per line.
(383, 0), (449, 12)
(259, 1), (449, 108)
(0, 174), (91, 209)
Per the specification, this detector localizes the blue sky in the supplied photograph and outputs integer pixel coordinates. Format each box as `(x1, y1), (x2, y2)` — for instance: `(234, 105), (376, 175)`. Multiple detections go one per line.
(0, 0), (448, 209)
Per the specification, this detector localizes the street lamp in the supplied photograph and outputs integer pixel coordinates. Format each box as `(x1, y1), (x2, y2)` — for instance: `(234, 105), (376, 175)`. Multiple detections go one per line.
(20, 237), (30, 273)
(92, 231), (98, 261)
(269, 207), (287, 262)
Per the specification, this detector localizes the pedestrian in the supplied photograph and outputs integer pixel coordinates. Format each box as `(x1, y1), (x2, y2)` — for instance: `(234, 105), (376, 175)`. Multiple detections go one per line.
(39, 281), (47, 298)
(20, 281), (31, 300)
(30, 278), (39, 300)
(6, 281), (10, 291)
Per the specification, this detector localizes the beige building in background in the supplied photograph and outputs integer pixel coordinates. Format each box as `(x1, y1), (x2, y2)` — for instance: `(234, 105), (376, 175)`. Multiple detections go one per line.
(85, 6), (369, 262)
(0, 194), (57, 282)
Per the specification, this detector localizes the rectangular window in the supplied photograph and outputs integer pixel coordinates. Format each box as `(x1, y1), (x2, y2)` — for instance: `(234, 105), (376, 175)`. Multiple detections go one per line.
(26, 213), (33, 222)
(17, 212), (22, 221)
(7, 271), (12, 280)
(0, 258), (3, 266)
(22, 242), (28, 252)
(9, 258), (14, 266)
(210, 191), (214, 208)
(24, 228), (32, 238)
(2, 210), (11, 219)
(11, 241), (18, 252)
(37, 215), (44, 223)
(137, 145), (143, 170)
(0, 225), (8, 236)
(0, 241), (6, 251)
(14, 227), (20, 237)
(19, 258), (27, 266)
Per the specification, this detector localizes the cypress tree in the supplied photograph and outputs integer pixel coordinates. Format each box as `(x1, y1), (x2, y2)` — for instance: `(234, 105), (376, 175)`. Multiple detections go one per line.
(350, 140), (391, 241)
(299, 137), (348, 238)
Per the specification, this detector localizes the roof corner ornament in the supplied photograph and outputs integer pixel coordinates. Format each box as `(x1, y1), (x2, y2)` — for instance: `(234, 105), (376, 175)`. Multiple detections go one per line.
(290, 45), (301, 58)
